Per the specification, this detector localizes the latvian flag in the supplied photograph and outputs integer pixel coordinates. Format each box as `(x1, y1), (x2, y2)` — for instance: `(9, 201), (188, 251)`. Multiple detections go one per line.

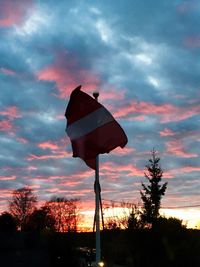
(65, 85), (128, 170)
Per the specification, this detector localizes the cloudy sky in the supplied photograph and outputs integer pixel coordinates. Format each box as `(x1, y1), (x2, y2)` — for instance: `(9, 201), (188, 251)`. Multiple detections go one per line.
(0, 0), (200, 229)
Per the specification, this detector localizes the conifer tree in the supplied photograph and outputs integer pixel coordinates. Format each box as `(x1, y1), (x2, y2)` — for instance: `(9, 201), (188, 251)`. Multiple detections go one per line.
(140, 149), (167, 225)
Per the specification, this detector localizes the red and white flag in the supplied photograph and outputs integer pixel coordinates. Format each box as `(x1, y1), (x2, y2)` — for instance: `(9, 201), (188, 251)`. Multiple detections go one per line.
(65, 85), (128, 169)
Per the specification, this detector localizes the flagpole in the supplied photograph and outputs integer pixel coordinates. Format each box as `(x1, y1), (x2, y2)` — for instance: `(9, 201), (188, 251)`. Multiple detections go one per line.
(93, 91), (101, 267)
(66, 86), (127, 266)
(95, 155), (101, 266)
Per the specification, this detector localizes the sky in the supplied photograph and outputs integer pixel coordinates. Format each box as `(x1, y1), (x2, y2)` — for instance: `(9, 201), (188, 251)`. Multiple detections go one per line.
(0, 0), (200, 229)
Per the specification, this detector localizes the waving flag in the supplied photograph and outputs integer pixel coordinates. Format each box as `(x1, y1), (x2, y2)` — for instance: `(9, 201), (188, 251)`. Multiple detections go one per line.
(65, 85), (128, 169)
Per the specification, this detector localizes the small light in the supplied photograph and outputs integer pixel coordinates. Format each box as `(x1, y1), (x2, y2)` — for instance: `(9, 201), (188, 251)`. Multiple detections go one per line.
(98, 261), (104, 267)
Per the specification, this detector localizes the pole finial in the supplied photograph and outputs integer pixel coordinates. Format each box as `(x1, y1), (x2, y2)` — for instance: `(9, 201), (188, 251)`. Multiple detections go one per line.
(93, 91), (99, 100)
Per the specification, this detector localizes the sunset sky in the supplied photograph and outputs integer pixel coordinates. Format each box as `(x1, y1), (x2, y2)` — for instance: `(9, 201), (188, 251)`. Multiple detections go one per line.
(0, 0), (200, 229)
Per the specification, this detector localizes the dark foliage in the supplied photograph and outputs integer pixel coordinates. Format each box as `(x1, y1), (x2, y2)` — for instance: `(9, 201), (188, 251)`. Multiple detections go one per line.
(0, 212), (17, 232)
(140, 149), (167, 225)
(0, 232), (79, 267)
(101, 227), (200, 267)
(127, 205), (144, 230)
(25, 206), (56, 232)
(0, 227), (200, 267)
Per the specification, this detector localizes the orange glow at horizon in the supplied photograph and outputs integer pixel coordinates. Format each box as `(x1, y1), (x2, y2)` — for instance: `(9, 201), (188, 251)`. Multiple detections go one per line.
(78, 206), (200, 231)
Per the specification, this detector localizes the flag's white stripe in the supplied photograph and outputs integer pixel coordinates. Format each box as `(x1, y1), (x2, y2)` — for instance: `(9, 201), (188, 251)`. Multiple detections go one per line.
(67, 107), (114, 140)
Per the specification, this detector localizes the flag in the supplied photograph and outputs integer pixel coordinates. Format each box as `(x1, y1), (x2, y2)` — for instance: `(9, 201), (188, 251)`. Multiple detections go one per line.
(65, 85), (128, 169)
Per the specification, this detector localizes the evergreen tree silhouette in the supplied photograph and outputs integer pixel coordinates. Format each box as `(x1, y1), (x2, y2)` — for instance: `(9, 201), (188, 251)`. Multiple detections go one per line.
(140, 149), (167, 225)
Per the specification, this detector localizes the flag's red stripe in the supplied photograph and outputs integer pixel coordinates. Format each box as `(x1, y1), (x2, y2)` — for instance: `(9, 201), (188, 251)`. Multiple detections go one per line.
(65, 88), (102, 125)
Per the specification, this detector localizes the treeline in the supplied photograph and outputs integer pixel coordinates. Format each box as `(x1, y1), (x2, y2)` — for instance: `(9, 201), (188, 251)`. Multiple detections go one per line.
(0, 149), (186, 233)
(0, 187), (80, 233)
(0, 221), (199, 267)
(101, 226), (200, 267)
(1, 149), (200, 266)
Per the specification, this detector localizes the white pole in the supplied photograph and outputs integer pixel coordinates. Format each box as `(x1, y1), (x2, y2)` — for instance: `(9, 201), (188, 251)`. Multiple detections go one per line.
(95, 156), (101, 266)
(93, 91), (101, 267)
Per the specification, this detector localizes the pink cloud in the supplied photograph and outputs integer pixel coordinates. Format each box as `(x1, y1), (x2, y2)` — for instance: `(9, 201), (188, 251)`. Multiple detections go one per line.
(113, 100), (178, 119)
(160, 128), (176, 137)
(55, 114), (65, 120)
(111, 146), (135, 156)
(0, 106), (21, 119)
(43, 188), (92, 199)
(58, 188), (92, 196)
(45, 188), (60, 193)
(113, 100), (200, 123)
(179, 166), (200, 173)
(0, 120), (13, 131)
(58, 180), (83, 187)
(0, 67), (16, 75)
(28, 138), (73, 161)
(101, 90), (125, 101)
(38, 141), (59, 150)
(133, 115), (146, 121)
(165, 166), (200, 178)
(67, 169), (94, 180)
(160, 129), (199, 140)
(99, 86), (126, 102)
(163, 171), (175, 179)
(27, 150), (71, 161)
(16, 137), (28, 144)
(27, 184), (41, 190)
(0, 0), (33, 27)
(1, 165), (37, 173)
(37, 50), (126, 103)
(57, 169), (93, 181)
(37, 51), (100, 98)
(38, 175), (70, 181)
(27, 166), (37, 171)
(0, 175), (16, 181)
(0, 188), (14, 198)
(101, 161), (143, 177)
(166, 140), (198, 158)
(0, 106), (21, 132)
(31, 169), (93, 183)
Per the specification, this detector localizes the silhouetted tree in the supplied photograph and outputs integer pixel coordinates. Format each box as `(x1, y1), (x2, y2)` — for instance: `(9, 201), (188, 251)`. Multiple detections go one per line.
(45, 197), (80, 232)
(140, 149), (167, 225)
(9, 187), (37, 230)
(153, 216), (186, 232)
(0, 212), (17, 232)
(26, 206), (56, 232)
(127, 205), (144, 230)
